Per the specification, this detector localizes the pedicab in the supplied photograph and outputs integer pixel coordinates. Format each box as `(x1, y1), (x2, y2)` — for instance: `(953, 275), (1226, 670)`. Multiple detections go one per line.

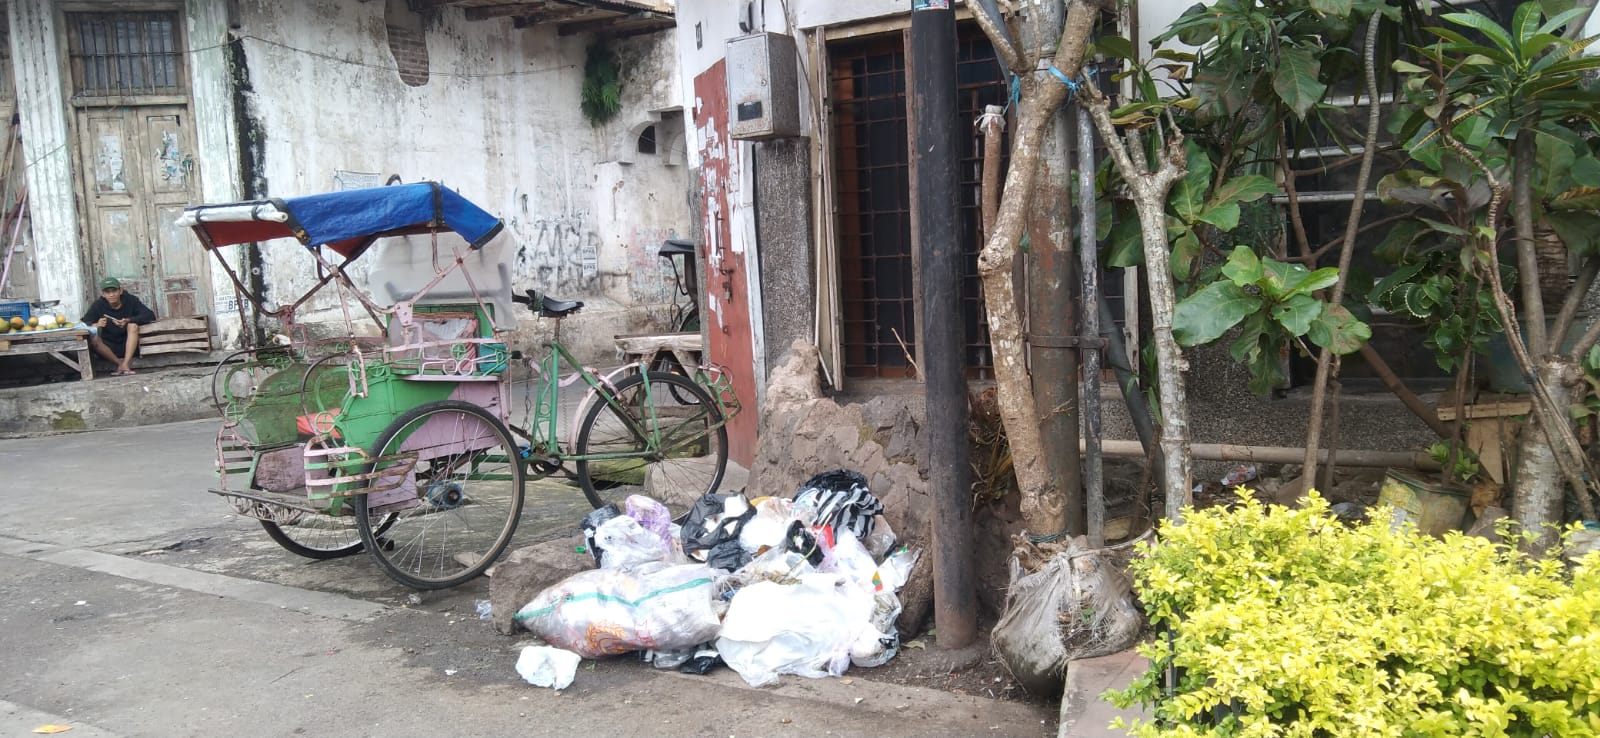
(179, 182), (736, 589)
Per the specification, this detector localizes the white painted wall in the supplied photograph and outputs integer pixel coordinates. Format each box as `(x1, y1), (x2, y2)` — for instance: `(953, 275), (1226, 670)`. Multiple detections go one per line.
(10, 0), (85, 317)
(229, 0), (688, 353)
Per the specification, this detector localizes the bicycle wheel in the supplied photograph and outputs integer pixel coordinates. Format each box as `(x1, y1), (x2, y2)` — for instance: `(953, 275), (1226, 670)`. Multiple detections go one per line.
(575, 371), (727, 510)
(261, 510), (397, 560)
(356, 400), (526, 589)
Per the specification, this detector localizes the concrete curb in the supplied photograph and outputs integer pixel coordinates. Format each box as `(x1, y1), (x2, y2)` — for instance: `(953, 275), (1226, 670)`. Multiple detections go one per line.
(0, 366), (216, 436)
(1057, 651), (1152, 738)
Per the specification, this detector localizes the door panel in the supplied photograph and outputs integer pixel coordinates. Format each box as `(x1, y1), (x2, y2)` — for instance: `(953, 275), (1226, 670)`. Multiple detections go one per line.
(76, 104), (206, 318)
(693, 60), (758, 467)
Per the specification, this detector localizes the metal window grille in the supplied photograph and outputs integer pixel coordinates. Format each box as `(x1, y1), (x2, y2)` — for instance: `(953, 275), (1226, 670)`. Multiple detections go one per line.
(65, 12), (184, 97)
(830, 36), (915, 379)
(954, 28), (1006, 377)
(0, 16), (12, 102)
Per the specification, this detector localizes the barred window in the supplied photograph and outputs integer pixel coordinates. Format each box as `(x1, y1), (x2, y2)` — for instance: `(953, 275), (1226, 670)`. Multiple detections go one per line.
(65, 12), (184, 97)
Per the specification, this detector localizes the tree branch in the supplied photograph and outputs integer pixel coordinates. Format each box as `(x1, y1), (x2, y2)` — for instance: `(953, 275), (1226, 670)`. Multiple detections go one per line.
(972, 0), (1025, 73)
(1304, 11), (1384, 485)
(1554, 256), (1600, 353)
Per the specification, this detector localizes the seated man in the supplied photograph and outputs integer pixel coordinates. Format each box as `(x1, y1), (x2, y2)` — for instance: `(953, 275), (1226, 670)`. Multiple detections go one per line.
(81, 277), (156, 376)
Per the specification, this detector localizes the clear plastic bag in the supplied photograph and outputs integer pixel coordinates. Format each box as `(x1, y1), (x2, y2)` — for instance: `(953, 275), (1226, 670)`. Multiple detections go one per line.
(594, 515), (671, 569)
(514, 563), (723, 659)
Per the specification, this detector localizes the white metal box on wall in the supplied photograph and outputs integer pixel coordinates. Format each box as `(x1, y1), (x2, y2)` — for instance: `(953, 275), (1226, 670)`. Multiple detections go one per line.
(725, 32), (800, 140)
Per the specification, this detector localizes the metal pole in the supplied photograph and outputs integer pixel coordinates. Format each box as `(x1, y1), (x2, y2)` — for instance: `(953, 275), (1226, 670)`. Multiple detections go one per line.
(1028, 116), (1083, 540)
(911, 0), (976, 650)
(1098, 291), (1163, 488)
(1077, 105), (1104, 547)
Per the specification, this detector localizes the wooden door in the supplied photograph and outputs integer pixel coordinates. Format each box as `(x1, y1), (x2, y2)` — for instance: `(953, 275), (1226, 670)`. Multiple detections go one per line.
(76, 104), (203, 317)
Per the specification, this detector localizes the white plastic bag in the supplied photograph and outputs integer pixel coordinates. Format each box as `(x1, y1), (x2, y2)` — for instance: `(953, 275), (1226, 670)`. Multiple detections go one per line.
(823, 531), (881, 593)
(716, 573), (876, 686)
(849, 590), (903, 668)
(515, 646), (582, 689)
(594, 515), (670, 569)
(877, 546), (921, 592)
(739, 497), (795, 555)
(514, 562), (723, 659)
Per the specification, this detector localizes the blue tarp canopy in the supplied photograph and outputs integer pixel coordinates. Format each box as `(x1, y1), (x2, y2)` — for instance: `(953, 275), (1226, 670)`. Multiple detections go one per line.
(176, 182), (504, 258)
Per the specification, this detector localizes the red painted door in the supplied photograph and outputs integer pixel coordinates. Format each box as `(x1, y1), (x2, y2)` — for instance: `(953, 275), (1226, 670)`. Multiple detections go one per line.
(693, 60), (758, 468)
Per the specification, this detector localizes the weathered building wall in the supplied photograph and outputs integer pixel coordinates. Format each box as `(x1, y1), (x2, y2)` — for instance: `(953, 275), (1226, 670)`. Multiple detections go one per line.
(9, 0), (84, 317)
(228, 0), (687, 359)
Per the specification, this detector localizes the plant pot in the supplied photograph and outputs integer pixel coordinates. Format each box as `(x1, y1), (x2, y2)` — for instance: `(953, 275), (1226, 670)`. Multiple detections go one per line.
(1482, 315), (1585, 393)
(1379, 470), (1471, 537)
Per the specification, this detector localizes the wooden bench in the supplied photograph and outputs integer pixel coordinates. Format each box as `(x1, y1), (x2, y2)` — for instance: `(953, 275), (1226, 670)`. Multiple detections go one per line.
(140, 315), (212, 355)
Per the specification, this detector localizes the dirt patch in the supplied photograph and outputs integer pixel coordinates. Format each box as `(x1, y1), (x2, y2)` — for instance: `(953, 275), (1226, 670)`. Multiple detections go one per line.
(862, 624), (1055, 707)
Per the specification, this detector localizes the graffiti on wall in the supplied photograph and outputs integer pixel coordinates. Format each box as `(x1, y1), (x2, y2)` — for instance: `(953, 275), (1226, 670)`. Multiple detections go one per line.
(508, 207), (600, 296)
(628, 226), (680, 304)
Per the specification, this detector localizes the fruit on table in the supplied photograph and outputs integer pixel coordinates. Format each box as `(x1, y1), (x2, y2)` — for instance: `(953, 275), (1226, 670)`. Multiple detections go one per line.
(6, 316), (20, 329)
(56, 314), (67, 325)
(27, 316), (37, 327)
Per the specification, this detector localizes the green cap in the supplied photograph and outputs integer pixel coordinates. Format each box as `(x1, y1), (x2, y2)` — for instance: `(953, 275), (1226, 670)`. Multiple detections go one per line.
(99, 277), (120, 290)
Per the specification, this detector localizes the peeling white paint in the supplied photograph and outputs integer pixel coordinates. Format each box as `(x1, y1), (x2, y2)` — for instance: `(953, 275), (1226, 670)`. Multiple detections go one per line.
(11, 0), (86, 317)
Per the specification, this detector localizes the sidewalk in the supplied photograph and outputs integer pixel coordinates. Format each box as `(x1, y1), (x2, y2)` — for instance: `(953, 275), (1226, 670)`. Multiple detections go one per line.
(1058, 650), (1153, 737)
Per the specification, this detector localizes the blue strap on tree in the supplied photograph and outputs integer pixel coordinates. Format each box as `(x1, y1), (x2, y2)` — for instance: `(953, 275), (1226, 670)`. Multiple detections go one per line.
(1045, 64), (1096, 102)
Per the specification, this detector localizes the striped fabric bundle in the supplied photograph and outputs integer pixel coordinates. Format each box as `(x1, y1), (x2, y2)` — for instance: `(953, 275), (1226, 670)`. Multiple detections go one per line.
(793, 469), (882, 540)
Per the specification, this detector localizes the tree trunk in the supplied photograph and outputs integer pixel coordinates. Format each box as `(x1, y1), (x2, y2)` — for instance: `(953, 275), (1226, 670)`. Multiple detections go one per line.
(1133, 180), (1195, 521)
(971, 0), (1098, 538)
(1514, 357), (1581, 551)
(977, 80), (1073, 536)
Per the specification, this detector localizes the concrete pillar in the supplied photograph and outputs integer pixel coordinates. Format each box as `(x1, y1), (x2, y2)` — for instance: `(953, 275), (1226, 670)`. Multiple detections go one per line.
(10, 0), (85, 316)
(185, 0), (247, 348)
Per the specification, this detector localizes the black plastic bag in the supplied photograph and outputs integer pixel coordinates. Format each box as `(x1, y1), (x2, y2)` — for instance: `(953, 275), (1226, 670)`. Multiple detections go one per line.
(681, 491), (756, 571)
(678, 647), (724, 675)
(794, 469), (882, 540)
(581, 504), (622, 567)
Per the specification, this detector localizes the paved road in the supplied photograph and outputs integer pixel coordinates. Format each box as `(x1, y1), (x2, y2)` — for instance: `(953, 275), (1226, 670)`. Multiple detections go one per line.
(0, 420), (1054, 738)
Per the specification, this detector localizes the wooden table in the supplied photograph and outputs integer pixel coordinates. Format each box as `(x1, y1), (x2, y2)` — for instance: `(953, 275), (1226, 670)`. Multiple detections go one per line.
(0, 326), (93, 380)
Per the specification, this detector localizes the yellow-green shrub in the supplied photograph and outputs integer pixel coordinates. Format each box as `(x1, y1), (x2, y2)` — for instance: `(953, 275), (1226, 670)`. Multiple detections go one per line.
(1109, 491), (1600, 738)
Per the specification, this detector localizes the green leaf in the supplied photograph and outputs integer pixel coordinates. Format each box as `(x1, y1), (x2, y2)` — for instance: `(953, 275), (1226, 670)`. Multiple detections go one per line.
(1545, 211), (1600, 256)
(1273, 46), (1328, 120)
(1173, 281), (1262, 346)
(1373, 220), (1427, 264)
(1271, 294), (1323, 336)
(1171, 143), (1215, 223)
(1106, 215), (1144, 267)
(1207, 175), (1277, 207)
(1570, 155), (1600, 187)
(1284, 267), (1341, 298)
(1306, 304), (1372, 354)
(1443, 10), (1519, 56)
(1535, 130), (1577, 196)
(1221, 246), (1264, 286)
(1512, 1), (1542, 48)
(1095, 197), (1115, 242)
(1095, 35), (1135, 60)
(1229, 312), (1270, 363)
(1171, 231), (1201, 281)
(1391, 59), (1429, 74)
(1309, 0), (1352, 17)
(1370, 261), (1427, 303)
(1197, 202), (1242, 230)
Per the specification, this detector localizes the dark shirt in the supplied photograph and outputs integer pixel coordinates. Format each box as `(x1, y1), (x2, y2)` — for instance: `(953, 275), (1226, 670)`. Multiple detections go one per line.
(82, 294), (156, 341)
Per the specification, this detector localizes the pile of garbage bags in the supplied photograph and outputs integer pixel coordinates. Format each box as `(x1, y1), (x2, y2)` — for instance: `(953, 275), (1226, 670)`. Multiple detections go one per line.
(512, 470), (920, 688)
